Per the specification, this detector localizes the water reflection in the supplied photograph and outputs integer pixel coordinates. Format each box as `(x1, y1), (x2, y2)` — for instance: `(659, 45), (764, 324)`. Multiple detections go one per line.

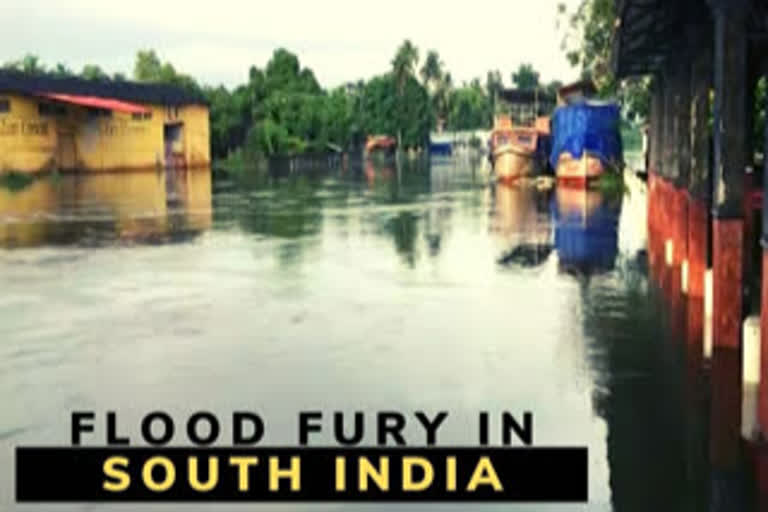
(492, 184), (553, 267)
(0, 161), (754, 512)
(0, 169), (212, 248)
(554, 187), (621, 275)
(489, 184), (621, 275)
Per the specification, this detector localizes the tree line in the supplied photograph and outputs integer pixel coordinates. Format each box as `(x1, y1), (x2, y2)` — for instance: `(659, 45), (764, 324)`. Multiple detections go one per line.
(3, 44), (560, 165)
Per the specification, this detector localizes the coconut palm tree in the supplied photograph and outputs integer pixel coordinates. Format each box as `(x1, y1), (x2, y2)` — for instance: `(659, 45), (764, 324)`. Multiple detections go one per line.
(391, 40), (420, 150)
(420, 50), (443, 92)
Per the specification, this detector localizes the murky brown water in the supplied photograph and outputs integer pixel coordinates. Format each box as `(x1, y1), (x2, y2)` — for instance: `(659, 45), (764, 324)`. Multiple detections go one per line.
(0, 158), (747, 510)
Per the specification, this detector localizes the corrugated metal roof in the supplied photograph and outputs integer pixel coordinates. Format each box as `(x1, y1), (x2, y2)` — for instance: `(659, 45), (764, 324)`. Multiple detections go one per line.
(0, 70), (207, 106)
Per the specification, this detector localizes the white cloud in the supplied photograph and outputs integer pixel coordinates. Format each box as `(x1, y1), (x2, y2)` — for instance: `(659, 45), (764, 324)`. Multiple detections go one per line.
(0, 0), (583, 88)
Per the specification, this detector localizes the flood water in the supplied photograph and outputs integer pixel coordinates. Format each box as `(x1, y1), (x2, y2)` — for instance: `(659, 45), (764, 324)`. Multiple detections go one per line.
(0, 157), (752, 511)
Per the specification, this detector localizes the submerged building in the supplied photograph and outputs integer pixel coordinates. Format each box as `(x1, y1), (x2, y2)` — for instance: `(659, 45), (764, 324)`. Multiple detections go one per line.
(0, 70), (209, 173)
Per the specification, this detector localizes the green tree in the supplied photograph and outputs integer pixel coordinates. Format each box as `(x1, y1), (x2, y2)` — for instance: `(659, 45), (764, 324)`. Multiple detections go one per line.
(133, 49), (201, 94)
(511, 63), (540, 90)
(3, 54), (45, 74)
(359, 73), (431, 148)
(559, 0), (650, 119)
(545, 80), (564, 96)
(448, 85), (492, 130)
(486, 70), (504, 116)
(264, 48), (321, 95)
(81, 64), (110, 81)
(391, 40), (421, 148)
(420, 50), (443, 90)
(51, 63), (73, 77)
(133, 49), (166, 81)
(561, 0), (615, 93)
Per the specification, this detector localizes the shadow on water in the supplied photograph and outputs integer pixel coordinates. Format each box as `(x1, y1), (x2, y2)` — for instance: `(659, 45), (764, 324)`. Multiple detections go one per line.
(2, 157), (760, 512)
(487, 173), (756, 511)
(0, 169), (212, 249)
(220, 157), (435, 267)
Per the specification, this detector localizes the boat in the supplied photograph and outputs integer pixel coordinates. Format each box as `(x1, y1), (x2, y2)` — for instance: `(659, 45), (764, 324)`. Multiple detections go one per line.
(429, 133), (453, 156)
(489, 88), (556, 184)
(491, 122), (538, 183)
(550, 100), (623, 187)
(365, 135), (397, 157)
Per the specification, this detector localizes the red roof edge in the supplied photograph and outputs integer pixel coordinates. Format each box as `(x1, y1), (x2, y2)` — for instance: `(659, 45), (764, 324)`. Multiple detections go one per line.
(36, 92), (151, 114)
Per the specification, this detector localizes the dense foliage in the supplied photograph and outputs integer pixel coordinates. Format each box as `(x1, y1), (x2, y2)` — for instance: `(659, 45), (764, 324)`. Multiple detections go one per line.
(2, 44), (563, 166)
(559, 0), (650, 121)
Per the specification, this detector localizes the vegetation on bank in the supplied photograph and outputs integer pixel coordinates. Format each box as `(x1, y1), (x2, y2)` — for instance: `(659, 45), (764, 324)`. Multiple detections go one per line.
(562, 0), (767, 152)
(3, 46), (562, 176)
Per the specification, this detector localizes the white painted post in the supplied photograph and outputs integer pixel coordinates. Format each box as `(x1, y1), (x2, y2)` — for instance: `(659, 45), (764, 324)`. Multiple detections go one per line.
(742, 315), (761, 440)
(665, 239), (674, 266)
(704, 269), (713, 359)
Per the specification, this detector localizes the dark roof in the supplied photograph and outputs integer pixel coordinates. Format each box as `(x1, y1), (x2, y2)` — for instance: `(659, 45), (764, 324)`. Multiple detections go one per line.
(558, 79), (596, 97)
(498, 88), (556, 105)
(612, 0), (710, 78)
(0, 69), (207, 106)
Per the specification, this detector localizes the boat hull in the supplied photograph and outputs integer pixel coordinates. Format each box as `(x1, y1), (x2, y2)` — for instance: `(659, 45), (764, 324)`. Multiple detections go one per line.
(494, 144), (535, 184)
(555, 152), (605, 188)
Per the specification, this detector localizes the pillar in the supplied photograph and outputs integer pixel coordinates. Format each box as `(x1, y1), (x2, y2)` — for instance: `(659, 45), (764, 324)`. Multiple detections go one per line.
(711, 0), (747, 350)
(710, 348), (747, 510)
(674, 56), (692, 266)
(745, 65), (762, 297)
(649, 77), (666, 278)
(759, 66), (768, 440)
(687, 27), (713, 353)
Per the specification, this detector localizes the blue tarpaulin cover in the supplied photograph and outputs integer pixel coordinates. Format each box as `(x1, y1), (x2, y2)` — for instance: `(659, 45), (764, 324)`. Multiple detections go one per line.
(549, 101), (623, 169)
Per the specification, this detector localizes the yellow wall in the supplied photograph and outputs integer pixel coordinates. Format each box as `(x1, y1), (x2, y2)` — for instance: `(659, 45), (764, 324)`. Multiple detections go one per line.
(0, 94), (58, 173)
(0, 93), (210, 174)
(0, 169), (212, 247)
(0, 179), (58, 246)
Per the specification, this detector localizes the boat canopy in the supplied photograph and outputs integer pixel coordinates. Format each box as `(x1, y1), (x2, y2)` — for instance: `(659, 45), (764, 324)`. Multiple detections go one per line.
(549, 101), (622, 169)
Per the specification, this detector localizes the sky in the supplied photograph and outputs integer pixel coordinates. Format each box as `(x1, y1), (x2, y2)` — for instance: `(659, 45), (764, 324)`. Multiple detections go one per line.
(1, 0), (583, 90)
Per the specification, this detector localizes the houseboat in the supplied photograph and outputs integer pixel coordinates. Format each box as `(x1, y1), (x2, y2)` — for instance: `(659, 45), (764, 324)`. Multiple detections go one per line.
(364, 135), (397, 157)
(550, 100), (623, 187)
(489, 88), (555, 184)
(429, 133), (453, 156)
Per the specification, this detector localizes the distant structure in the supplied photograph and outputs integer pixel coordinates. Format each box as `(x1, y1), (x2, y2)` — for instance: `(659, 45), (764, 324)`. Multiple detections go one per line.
(557, 80), (597, 105)
(498, 88), (557, 126)
(0, 70), (210, 173)
(364, 135), (397, 156)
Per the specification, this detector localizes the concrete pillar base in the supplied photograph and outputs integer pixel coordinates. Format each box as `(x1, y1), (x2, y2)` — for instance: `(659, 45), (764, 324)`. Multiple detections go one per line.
(759, 251), (768, 434)
(744, 315), (761, 440)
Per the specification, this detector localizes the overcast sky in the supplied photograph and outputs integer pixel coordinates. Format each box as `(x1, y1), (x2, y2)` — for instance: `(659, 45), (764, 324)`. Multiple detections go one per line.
(1, 0), (583, 90)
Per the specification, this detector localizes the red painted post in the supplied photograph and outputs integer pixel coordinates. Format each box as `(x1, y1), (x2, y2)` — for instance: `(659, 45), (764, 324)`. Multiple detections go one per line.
(712, 219), (744, 349)
(687, 196), (709, 350)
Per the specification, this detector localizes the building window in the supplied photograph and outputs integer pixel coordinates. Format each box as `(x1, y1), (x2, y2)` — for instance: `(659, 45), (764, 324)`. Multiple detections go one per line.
(131, 111), (153, 121)
(87, 108), (112, 119)
(0, 99), (9, 113)
(38, 103), (67, 117)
